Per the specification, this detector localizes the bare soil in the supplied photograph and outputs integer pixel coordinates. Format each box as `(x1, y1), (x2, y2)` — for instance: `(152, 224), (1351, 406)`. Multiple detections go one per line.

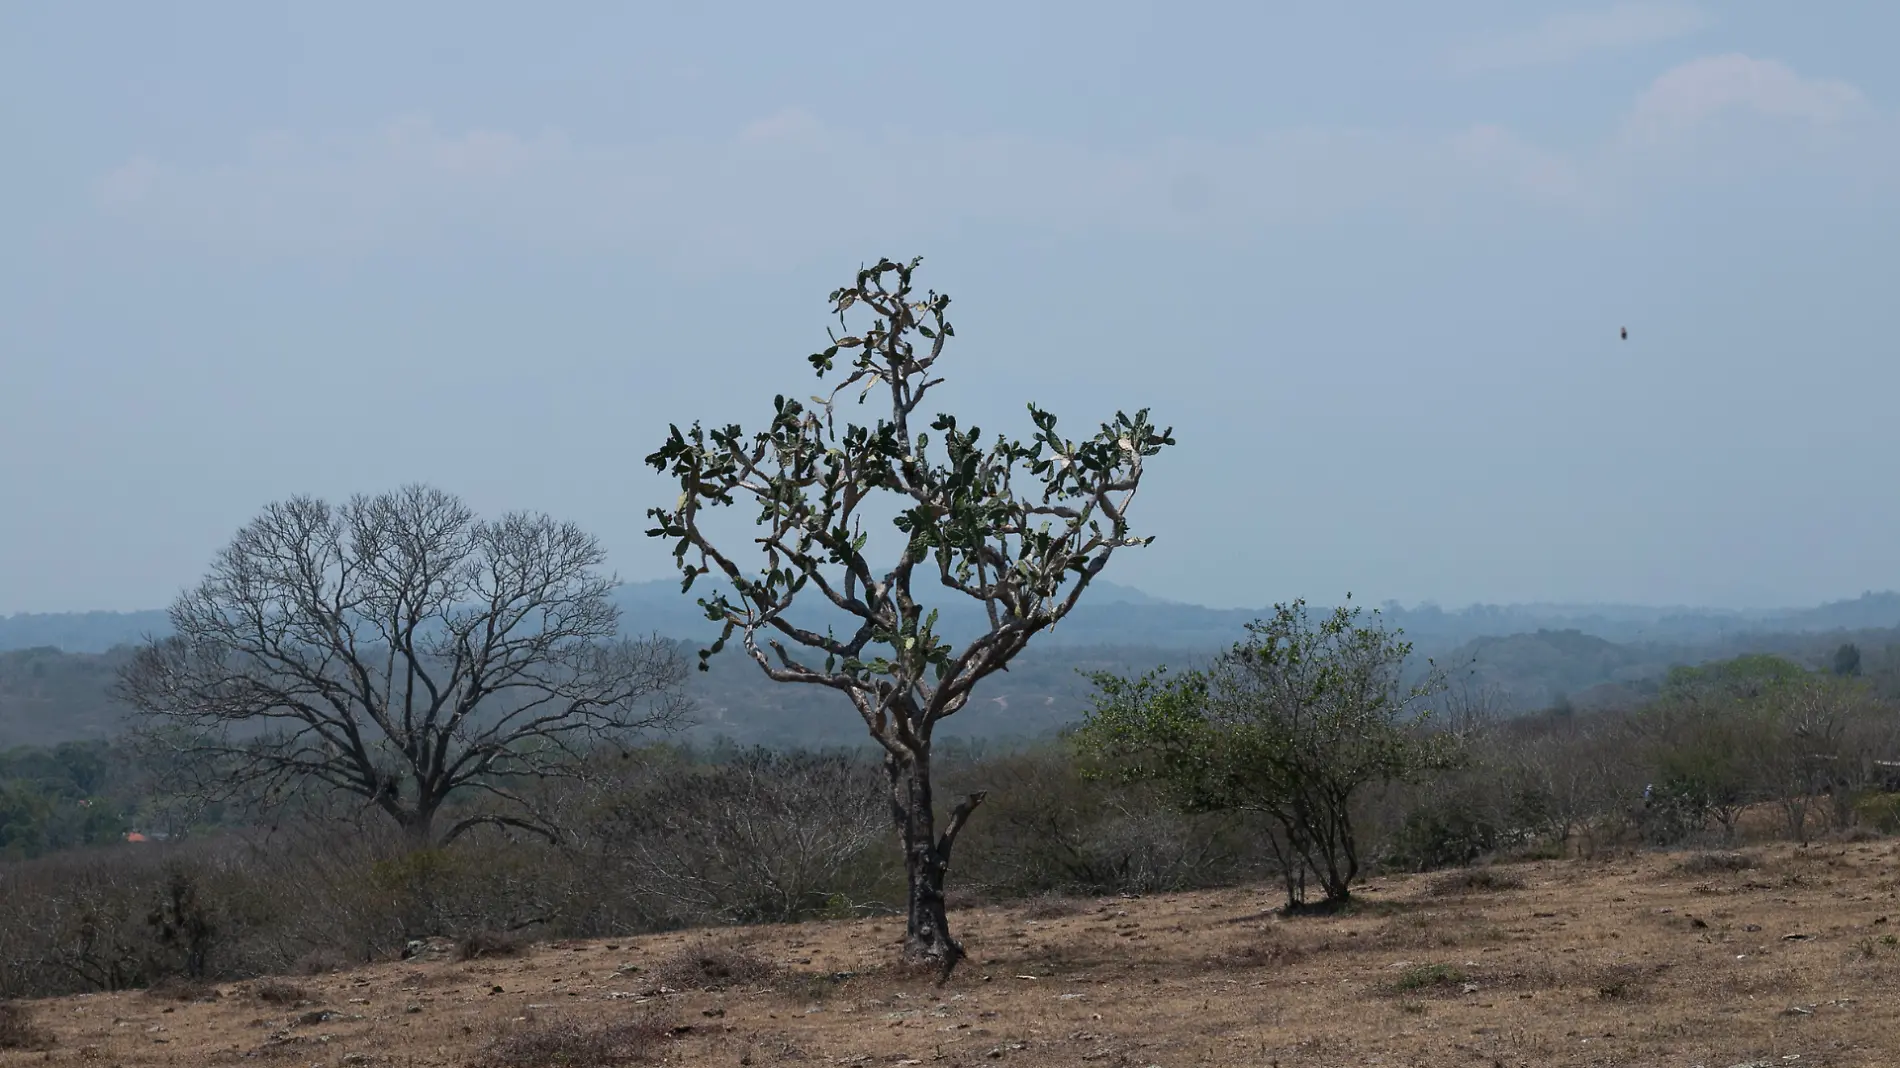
(7, 839), (1900, 1067)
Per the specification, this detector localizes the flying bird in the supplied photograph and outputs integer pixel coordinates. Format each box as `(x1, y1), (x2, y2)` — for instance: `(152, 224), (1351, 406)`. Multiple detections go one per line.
(1620, 326), (1628, 340)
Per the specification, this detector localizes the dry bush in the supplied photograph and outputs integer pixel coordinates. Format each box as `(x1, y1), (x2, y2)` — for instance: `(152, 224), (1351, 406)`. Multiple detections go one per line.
(0, 1001), (54, 1051)
(1205, 930), (1312, 970)
(1020, 893), (1084, 921)
(1673, 851), (1760, 876)
(1588, 962), (1662, 1000)
(251, 979), (311, 1005)
(948, 749), (1265, 899)
(458, 930), (529, 962)
(476, 1010), (675, 1067)
(1427, 868), (1527, 896)
(649, 941), (778, 991)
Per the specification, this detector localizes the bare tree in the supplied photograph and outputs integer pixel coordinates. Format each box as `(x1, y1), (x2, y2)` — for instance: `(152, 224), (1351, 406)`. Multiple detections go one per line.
(117, 485), (690, 846)
(645, 257), (1172, 970)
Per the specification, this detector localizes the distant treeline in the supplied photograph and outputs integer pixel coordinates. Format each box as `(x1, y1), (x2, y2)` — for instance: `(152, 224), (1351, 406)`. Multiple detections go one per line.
(8, 623), (1900, 751)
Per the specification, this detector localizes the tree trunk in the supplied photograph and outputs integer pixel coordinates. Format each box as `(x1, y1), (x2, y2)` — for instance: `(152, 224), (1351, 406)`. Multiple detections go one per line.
(399, 801), (438, 849)
(887, 753), (984, 974)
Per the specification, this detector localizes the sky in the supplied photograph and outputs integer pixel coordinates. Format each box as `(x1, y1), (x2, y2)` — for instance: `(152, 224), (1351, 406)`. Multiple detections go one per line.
(2, 2), (1897, 614)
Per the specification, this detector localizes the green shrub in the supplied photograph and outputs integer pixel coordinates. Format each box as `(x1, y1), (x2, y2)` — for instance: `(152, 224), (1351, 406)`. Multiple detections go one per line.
(1855, 792), (1900, 834)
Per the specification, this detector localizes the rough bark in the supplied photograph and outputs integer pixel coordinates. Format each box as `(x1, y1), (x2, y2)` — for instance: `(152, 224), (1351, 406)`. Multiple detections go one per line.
(889, 754), (985, 971)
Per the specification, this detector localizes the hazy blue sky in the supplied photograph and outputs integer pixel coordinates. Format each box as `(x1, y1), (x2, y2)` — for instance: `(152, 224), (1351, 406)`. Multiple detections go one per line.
(2, 3), (1896, 614)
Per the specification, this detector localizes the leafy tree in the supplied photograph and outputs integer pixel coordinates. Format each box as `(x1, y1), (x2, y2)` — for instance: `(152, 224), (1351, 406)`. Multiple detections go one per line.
(0, 783), (53, 859)
(117, 485), (691, 845)
(1077, 600), (1455, 910)
(1834, 642), (1863, 677)
(1636, 655), (1806, 841)
(644, 257), (1172, 969)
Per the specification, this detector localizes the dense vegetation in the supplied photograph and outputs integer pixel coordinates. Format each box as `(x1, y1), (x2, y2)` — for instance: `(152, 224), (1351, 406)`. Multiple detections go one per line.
(1, 642), (1897, 999)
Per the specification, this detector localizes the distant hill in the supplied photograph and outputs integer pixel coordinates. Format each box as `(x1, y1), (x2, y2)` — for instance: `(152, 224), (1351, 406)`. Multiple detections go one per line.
(0, 611), (170, 655)
(9, 586), (1894, 659)
(5, 585), (1900, 749)
(0, 646), (138, 747)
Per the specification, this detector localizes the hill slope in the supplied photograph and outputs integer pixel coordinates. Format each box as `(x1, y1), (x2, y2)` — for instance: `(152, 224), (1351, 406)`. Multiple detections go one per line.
(1, 841), (1890, 1067)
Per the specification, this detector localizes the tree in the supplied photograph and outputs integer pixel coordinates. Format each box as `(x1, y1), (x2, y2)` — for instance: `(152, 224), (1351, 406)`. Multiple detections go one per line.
(1077, 600), (1455, 910)
(1635, 655), (1804, 842)
(117, 485), (690, 845)
(644, 257), (1172, 970)
(1834, 642), (1863, 677)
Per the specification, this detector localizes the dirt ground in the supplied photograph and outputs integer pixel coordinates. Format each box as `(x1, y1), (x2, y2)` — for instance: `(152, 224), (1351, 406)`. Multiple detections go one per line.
(6, 839), (1900, 1068)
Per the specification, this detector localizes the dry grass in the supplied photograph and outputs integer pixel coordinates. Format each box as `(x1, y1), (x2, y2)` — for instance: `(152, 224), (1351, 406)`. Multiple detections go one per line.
(475, 1010), (676, 1067)
(5, 841), (1900, 1067)
(458, 929), (531, 962)
(1019, 892), (1086, 921)
(0, 1003), (52, 1052)
(249, 979), (312, 1005)
(141, 977), (222, 1003)
(1673, 849), (1761, 875)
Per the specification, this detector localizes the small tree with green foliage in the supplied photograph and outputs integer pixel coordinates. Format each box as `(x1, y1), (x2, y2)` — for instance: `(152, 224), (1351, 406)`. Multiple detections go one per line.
(1076, 600), (1455, 910)
(644, 257), (1173, 969)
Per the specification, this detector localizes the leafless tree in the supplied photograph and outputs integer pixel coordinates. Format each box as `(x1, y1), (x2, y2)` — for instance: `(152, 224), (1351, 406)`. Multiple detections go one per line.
(645, 257), (1172, 970)
(117, 485), (690, 845)
(1437, 678), (1511, 739)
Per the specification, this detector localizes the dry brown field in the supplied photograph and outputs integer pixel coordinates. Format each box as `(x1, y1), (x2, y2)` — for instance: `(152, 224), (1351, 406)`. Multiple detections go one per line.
(6, 839), (1900, 1067)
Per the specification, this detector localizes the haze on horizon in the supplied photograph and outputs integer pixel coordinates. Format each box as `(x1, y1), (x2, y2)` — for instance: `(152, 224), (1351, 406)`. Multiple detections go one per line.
(2, 3), (1896, 617)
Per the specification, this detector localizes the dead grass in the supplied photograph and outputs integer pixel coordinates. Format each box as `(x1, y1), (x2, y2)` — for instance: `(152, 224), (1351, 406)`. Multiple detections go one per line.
(475, 1010), (675, 1067)
(249, 979), (312, 1005)
(458, 929), (530, 961)
(0, 1003), (52, 1052)
(5, 838), (1900, 1068)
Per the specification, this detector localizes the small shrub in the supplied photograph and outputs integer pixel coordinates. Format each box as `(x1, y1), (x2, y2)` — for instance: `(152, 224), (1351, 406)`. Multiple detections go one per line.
(649, 942), (777, 991)
(1855, 793), (1900, 834)
(459, 930), (529, 962)
(1427, 868), (1526, 896)
(477, 1011), (675, 1067)
(1674, 851), (1759, 876)
(1593, 966), (1643, 1000)
(252, 980), (312, 1006)
(1207, 936), (1309, 970)
(1390, 963), (1466, 993)
(0, 1002), (54, 1051)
